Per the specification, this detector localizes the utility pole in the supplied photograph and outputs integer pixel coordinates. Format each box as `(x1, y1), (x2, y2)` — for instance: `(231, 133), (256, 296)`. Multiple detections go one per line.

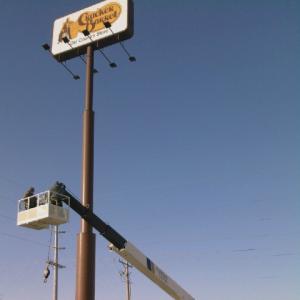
(53, 225), (58, 300)
(76, 44), (96, 300)
(46, 225), (66, 300)
(119, 259), (132, 300)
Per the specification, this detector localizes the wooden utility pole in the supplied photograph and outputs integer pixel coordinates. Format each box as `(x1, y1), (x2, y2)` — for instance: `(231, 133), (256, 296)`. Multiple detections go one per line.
(119, 259), (132, 300)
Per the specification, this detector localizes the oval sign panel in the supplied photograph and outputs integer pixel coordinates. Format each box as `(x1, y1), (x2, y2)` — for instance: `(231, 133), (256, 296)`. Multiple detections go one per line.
(58, 3), (122, 42)
(52, 0), (133, 62)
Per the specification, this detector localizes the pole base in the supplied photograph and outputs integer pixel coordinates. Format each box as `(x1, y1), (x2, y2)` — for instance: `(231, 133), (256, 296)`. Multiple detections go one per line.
(75, 232), (96, 300)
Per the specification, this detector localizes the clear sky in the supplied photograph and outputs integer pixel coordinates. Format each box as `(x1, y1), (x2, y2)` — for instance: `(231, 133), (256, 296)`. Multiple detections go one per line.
(0, 0), (299, 299)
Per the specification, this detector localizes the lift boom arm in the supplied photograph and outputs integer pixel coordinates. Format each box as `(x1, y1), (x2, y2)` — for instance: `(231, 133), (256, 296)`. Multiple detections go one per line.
(51, 182), (195, 300)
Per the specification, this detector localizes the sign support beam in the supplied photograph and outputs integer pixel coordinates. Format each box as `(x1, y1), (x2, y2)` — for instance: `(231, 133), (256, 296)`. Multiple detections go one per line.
(76, 44), (96, 300)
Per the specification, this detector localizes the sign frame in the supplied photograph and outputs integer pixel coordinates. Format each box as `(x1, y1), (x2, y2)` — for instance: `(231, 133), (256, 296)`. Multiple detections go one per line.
(51, 0), (134, 62)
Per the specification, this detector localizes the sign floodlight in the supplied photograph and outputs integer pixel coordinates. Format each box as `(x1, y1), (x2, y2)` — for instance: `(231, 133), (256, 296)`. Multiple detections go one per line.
(103, 21), (136, 61)
(42, 43), (81, 80)
(82, 29), (118, 68)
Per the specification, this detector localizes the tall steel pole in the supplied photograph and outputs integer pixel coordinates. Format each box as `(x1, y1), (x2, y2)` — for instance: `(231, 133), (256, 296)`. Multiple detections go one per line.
(76, 44), (96, 300)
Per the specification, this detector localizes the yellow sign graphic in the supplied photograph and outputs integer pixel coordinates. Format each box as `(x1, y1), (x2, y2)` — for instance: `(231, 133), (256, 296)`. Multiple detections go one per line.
(59, 2), (122, 42)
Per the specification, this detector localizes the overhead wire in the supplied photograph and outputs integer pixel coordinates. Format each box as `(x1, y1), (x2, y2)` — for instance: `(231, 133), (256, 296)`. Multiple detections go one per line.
(0, 213), (15, 221)
(46, 226), (53, 263)
(0, 232), (49, 248)
(43, 226), (53, 283)
(0, 175), (25, 188)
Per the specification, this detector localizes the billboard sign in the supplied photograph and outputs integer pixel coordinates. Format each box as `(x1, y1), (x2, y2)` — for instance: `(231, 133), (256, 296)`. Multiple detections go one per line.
(51, 0), (134, 62)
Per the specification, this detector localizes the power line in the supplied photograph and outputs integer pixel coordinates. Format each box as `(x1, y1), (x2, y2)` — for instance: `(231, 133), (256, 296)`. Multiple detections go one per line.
(0, 175), (25, 188)
(0, 213), (15, 221)
(0, 231), (49, 248)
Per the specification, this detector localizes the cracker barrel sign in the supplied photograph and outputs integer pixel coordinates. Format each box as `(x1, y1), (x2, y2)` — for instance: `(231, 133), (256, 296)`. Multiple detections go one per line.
(52, 0), (134, 62)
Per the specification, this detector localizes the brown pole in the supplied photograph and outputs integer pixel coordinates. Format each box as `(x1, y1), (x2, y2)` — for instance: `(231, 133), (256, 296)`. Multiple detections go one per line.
(76, 44), (96, 300)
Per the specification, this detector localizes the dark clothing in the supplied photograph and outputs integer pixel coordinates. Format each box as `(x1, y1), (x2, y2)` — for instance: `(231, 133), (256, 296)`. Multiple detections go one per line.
(49, 182), (65, 206)
(23, 188), (36, 209)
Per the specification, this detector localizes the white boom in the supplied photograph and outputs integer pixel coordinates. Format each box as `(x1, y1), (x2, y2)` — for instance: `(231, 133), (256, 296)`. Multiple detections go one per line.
(109, 241), (195, 300)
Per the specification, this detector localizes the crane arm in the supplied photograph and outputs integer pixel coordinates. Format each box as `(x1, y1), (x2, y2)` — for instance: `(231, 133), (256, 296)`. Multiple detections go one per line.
(50, 182), (126, 249)
(50, 182), (194, 300)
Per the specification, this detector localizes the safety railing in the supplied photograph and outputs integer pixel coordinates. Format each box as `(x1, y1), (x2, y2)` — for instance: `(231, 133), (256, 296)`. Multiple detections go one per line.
(18, 191), (70, 212)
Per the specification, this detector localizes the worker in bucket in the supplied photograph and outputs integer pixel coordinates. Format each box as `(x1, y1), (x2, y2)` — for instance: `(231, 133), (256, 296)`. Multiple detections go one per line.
(23, 187), (37, 209)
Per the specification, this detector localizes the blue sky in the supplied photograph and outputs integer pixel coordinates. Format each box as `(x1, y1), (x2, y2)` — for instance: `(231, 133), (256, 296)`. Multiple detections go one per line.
(0, 0), (299, 299)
